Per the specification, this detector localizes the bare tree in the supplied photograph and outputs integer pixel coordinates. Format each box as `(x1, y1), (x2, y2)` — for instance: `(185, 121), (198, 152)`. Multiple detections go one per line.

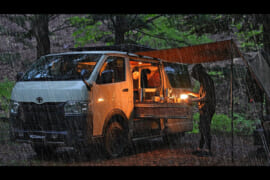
(0, 14), (73, 58)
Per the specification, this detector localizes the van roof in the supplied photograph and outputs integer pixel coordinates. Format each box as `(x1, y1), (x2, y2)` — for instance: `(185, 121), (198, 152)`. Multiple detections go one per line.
(46, 50), (160, 61)
(69, 43), (155, 53)
(46, 50), (132, 56)
(45, 51), (188, 65)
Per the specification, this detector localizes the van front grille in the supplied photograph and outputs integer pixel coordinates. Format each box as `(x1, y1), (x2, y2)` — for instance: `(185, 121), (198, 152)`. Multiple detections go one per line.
(18, 102), (66, 131)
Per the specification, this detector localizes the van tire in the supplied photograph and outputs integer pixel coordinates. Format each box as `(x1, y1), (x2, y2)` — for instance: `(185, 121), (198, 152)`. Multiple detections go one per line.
(104, 120), (129, 158)
(32, 145), (56, 159)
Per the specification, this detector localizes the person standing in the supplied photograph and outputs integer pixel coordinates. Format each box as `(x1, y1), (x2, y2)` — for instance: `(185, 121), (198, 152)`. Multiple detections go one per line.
(188, 64), (216, 157)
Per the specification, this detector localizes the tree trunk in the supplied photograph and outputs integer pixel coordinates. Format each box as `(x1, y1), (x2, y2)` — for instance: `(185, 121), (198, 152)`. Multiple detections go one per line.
(262, 15), (270, 115)
(31, 15), (50, 58)
(263, 15), (270, 62)
(114, 16), (125, 45)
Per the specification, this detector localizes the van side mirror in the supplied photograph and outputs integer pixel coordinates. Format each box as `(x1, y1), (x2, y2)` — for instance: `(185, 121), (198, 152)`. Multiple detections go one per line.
(16, 72), (24, 81)
(80, 69), (92, 91)
(97, 70), (114, 84)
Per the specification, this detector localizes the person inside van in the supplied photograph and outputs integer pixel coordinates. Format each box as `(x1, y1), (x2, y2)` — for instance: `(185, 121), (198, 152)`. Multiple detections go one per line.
(132, 68), (140, 101)
(141, 68), (151, 88)
(188, 64), (216, 157)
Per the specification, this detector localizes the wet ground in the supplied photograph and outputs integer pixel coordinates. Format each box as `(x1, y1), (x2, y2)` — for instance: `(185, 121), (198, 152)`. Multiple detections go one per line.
(0, 133), (268, 166)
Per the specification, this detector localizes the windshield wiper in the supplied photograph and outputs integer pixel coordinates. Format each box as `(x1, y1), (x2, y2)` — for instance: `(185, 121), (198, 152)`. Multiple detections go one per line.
(59, 75), (81, 80)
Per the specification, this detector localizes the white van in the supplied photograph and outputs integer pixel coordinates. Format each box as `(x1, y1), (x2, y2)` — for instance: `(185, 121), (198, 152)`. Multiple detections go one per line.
(9, 51), (193, 157)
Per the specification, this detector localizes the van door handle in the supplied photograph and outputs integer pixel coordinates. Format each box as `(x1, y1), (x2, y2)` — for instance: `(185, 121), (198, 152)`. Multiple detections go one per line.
(122, 88), (129, 92)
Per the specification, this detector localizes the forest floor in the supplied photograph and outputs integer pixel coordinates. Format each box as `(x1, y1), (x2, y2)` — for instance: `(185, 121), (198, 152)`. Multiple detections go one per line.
(0, 130), (268, 166)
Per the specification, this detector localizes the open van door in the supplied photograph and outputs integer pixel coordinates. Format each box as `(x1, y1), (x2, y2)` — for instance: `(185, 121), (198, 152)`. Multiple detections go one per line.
(132, 60), (193, 136)
(91, 55), (133, 137)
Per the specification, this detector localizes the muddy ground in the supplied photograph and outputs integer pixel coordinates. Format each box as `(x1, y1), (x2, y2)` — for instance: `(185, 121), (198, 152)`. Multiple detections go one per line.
(0, 132), (268, 166)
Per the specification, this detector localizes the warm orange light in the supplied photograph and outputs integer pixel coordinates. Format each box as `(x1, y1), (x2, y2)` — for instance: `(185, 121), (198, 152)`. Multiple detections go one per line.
(97, 98), (104, 102)
(180, 94), (188, 100)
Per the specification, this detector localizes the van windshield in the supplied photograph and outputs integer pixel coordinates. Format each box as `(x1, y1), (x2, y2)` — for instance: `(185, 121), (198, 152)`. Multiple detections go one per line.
(164, 62), (191, 88)
(21, 54), (102, 81)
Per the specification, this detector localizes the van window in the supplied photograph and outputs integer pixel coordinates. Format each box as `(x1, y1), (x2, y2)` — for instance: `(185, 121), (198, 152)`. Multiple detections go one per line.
(96, 56), (125, 84)
(164, 62), (191, 88)
(21, 54), (101, 81)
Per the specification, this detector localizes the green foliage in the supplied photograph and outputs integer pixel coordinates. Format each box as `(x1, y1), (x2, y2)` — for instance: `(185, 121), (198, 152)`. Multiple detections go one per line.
(70, 16), (112, 47)
(137, 16), (213, 49)
(232, 113), (260, 135)
(232, 22), (263, 51)
(190, 112), (200, 133)
(211, 113), (233, 133)
(174, 14), (264, 52)
(0, 77), (14, 99)
(0, 78), (15, 116)
(207, 70), (225, 84)
(192, 81), (200, 93)
(190, 112), (259, 135)
(70, 15), (213, 49)
(208, 71), (223, 77)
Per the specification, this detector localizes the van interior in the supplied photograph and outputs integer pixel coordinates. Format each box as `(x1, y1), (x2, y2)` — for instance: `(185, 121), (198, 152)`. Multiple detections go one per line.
(130, 59), (163, 103)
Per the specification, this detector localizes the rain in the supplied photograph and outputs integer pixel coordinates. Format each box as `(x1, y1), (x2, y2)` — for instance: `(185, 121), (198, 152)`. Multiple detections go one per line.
(0, 14), (270, 167)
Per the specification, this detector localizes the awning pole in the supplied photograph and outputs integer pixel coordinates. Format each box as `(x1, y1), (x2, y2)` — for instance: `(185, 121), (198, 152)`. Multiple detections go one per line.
(230, 39), (234, 163)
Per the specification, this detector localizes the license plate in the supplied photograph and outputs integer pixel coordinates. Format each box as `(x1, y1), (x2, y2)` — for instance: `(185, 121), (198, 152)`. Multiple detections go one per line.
(29, 135), (45, 139)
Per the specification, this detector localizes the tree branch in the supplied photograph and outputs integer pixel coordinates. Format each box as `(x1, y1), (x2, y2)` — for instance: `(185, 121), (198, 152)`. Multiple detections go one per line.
(137, 29), (191, 46)
(128, 15), (162, 32)
(50, 24), (74, 33)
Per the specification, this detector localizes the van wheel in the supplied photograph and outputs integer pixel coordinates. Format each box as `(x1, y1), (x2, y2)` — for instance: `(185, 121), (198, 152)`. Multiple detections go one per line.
(32, 145), (56, 159)
(104, 121), (129, 158)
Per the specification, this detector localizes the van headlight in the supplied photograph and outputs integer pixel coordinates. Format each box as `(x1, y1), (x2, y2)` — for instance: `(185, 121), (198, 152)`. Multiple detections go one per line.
(64, 101), (88, 115)
(10, 100), (20, 114)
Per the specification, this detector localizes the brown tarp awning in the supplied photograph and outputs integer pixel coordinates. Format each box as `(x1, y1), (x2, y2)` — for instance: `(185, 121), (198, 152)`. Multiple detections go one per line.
(136, 39), (270, 161)
(136, 39), (241, 64)
(136, 39), (270, 100)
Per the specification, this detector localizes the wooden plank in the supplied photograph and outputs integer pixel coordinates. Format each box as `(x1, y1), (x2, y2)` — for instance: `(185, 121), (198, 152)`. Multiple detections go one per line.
(134, 102), (191, 119)
(134, 102), (188, 108)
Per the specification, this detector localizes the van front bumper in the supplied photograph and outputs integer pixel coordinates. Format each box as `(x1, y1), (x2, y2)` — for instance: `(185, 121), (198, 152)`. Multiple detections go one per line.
(9, 127), (89, 148)
(10, 128), (70, 146)
(9, 113), (90, 147)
